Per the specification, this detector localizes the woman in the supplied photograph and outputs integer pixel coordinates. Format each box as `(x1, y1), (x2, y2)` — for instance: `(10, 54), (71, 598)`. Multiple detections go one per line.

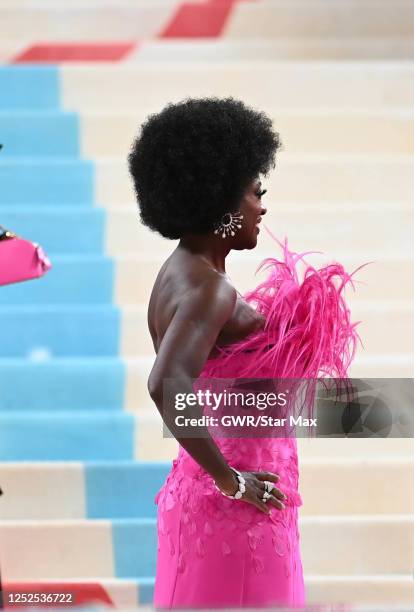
(128, 97), (358, 608)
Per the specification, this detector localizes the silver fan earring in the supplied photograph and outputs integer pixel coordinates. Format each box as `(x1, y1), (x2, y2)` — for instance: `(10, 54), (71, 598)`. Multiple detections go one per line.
(214, 211), (244, 238)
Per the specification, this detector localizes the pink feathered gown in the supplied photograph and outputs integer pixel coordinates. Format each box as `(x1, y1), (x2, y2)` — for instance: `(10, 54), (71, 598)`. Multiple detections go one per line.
(153, 238), (359, 609)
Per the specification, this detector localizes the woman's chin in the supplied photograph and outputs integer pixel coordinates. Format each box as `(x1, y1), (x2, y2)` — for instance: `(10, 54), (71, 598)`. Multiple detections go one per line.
(242, 238), (258, 251)
(232, 231), (259, 250)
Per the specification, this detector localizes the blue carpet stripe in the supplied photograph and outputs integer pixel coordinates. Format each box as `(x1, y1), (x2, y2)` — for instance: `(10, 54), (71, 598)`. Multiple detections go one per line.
(0, 207), (106, 254)
(0, 111), (80, 157)
(0, 66), (148, 590)
(112, 519), (157, 578)
(0, 66), (60, 110)
(0, 159), (94, 205)
(85, 462), (170, 519)
(0, 411), (135, 461)
(136, 577), (155, 605)
(0, 305), (121, 357)
(0, 256), (115, 305)
(0, 358), (125, 412)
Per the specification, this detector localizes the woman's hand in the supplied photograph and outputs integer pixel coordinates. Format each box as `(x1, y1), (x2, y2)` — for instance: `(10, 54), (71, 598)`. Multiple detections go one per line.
(215, 470), (287, 515)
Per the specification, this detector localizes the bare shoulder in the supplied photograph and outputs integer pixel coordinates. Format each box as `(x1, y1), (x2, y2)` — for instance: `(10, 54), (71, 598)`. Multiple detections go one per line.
(179, 270), (237, 324)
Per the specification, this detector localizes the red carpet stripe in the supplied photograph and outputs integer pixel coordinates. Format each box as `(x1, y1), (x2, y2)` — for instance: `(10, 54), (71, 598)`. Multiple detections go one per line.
(159, 0), (239, 38)
(12, 42), (137, 63)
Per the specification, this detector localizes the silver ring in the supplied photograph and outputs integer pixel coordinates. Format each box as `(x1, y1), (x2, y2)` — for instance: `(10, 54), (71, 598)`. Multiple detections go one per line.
(264, 481), (275, 493)
(262, 491), (272, 502)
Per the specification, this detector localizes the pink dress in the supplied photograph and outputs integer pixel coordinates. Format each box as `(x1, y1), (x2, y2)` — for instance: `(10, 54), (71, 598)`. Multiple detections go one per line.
(153, 238), (359, 609)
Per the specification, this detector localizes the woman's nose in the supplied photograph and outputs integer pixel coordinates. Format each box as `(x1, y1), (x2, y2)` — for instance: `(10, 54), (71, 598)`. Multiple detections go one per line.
(261, 206), (267, 216)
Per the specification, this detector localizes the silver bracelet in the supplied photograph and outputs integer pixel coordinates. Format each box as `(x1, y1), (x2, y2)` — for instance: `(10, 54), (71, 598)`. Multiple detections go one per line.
(214, 467), (246, 499)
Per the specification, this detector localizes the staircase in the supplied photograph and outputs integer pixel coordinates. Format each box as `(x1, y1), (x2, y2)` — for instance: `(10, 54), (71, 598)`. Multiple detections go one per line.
(1, 0), (414, 608)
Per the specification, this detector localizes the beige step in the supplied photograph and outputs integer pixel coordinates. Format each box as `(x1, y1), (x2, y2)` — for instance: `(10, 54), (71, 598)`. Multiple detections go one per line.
(0, 2), (179, 40)
(134, 408), (414, 462)
(0, 520), (114, 580)
(225, 1), (414, 38)
(0, 42), (28, 62)
(297, 437), (414, 460)
(305, 574), (414, 606)
(7, 38), (414, 65)
(4, 0), (414, 39)
(82, 110), (414, 157)
(134, 409), (179, 462)
(350, 353), (414, 378)
(95, 155), (414, 206)
(62, 63), (414, 111)
(120, 301), (414, 356)
(125, 353), (414, 420)
(125, 356), (154, 413)
(113, 252), (414, 304)
(1, 0), (195, 4)
(299, 458), (414, 516)
(300, 514), (414, 576)
(106, 206), (414, 256)
(129, 38), (414, 62)
(0, 462), (85, 521)
(2, 516), (411, 577)
(4, 0), (414, 41)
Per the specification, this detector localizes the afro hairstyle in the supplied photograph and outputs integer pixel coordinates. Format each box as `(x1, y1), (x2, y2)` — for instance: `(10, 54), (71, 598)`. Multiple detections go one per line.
(127, 96), (281, 240)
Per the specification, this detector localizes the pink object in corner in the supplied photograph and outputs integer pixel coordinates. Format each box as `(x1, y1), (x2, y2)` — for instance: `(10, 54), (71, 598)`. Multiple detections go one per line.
(0, 228), (52, 286)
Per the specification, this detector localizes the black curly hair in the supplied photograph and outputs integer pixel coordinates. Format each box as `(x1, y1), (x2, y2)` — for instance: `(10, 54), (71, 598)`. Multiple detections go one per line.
(127, 96), (281, 240)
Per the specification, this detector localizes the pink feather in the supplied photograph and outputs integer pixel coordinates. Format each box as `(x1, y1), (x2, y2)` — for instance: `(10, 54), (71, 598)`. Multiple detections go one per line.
(200, 233), (367, 428)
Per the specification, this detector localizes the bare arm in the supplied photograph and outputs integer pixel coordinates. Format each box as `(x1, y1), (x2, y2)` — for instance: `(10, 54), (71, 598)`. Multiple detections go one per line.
(148, 276), (238, 493)
(147, 276), (286, 513)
